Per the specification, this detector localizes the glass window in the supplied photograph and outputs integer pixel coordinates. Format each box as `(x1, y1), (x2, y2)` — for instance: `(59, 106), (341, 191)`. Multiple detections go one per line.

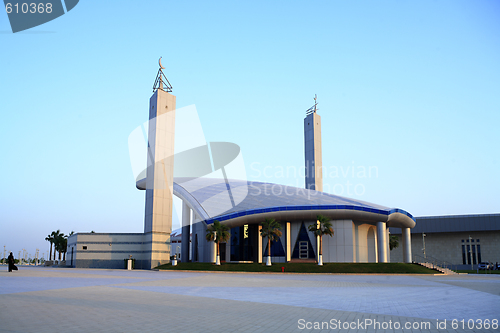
(472, 245), (477, 265)
(461, 239), (464, 243)
(471, 239), (474, 243)
(477, 239), (480, 243)
(462, 245), (466, 265)
(467, 245), (471, 265)
(477, 245), (481, 263)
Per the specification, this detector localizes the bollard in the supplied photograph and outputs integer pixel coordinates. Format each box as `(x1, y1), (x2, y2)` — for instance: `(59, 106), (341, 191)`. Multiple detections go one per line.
(127, 255), (133, 270)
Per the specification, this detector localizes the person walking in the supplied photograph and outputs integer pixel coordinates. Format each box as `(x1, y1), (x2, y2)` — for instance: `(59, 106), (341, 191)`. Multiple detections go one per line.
(8, 252), (18, 272)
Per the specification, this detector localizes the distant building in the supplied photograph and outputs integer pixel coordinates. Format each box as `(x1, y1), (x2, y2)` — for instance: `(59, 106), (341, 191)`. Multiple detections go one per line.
(389, 214), (500, 270)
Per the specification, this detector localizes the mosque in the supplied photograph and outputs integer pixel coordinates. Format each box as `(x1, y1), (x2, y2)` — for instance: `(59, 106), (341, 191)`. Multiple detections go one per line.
(66, 61), (418, 269)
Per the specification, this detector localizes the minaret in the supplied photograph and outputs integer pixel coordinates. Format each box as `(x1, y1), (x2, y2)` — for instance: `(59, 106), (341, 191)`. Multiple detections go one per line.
(144, 58), (176, 269)
(304, 95), (323, 192)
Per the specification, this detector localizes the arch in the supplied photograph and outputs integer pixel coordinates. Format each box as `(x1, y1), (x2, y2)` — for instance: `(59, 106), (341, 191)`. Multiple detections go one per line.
(367, 226), (377, 263)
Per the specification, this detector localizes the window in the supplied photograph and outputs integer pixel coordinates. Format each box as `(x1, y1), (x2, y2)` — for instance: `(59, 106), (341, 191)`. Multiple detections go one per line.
(472, 245), (477, 265)
(82, 246), (87, 250)
(462, 245), (466, 265)
(477, 245), (482, 263)
(467, 245), (471, 265)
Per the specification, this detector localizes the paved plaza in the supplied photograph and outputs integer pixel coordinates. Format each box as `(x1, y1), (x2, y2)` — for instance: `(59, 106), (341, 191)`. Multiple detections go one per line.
(0, 266), (499, 332)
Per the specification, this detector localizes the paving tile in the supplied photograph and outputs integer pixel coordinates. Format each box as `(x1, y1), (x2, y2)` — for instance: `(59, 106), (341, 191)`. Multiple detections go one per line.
(0, 267), (499, 332)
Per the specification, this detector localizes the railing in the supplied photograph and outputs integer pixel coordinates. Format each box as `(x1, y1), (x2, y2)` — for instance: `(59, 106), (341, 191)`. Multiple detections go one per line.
(413, 254), (458, 272)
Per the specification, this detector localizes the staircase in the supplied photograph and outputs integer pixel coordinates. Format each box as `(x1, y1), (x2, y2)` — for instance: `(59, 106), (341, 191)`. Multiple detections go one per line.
(413, 255), (458, 275)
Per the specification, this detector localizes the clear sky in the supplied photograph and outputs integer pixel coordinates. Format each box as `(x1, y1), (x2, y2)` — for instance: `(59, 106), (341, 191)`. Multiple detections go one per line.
(1, 1), (499, 260)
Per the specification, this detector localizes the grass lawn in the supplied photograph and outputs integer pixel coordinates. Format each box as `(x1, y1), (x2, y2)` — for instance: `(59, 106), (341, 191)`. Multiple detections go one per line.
(156, 262), (438, 274)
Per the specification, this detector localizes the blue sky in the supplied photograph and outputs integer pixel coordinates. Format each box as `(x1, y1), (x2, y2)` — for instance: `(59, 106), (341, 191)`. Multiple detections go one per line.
(1, 1), (499, 259)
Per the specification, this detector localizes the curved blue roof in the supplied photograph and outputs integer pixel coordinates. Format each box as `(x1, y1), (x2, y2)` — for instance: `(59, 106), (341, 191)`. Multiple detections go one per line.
(170, 177), (415, 228)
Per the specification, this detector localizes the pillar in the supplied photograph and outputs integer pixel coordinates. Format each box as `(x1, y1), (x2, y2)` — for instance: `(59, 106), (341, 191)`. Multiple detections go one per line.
(210, 236), (216, 263)
(386, 229), (391, 263)
(257, 225), (262, 263)
(286, 222), (291, 262)
(191, 215), (200, 262)
(181, 201), (191, 262)
(402, 227), (412, 263)
(376, 222), (387, 263)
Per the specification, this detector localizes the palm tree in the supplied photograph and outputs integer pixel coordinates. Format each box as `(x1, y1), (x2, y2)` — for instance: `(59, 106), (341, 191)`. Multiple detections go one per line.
(45, 234), (54, 260)
(205, 220), (230, 265)
(56, 233), (68, 261)
(389, 235), (399, 251)
(51, 230), (62, 261)
(308, 215), (334, 266)
(260, 218), (282, 266)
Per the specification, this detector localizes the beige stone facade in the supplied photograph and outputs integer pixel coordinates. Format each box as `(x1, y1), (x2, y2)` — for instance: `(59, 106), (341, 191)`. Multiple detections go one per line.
(390, 231), (500, 268)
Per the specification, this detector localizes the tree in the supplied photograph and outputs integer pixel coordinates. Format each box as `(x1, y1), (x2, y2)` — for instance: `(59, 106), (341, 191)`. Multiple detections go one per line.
(389, 235), (399, 251)
(260, 218), (282, 266)
(45, 234), (54, 261)
(51, 230), (62, 260)
(205, 220), (230, 265)
(56, 233), (68, 261)
(308, 215), (334, 265)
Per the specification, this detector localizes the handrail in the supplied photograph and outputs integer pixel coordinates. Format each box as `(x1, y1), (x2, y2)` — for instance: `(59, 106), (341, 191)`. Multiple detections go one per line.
(413, 254), (458, 272)
(426, 255), (456, 271)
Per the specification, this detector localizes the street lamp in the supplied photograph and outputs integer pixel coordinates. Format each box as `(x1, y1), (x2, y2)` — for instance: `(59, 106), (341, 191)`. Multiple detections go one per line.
(422, 233), (426, 259)
(469, 235), (473, 270)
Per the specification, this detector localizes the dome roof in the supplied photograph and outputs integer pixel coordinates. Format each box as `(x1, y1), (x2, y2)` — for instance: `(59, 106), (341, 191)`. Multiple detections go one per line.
(168, 177), (415, 229)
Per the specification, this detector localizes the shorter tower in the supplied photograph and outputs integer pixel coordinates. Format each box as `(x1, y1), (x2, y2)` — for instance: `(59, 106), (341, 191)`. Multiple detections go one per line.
(304, 95), (323, 192)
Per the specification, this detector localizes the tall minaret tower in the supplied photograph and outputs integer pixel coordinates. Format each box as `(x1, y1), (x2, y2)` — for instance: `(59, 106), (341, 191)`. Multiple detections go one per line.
(304, 95), (323, 192)
(144, 58), (176, 269)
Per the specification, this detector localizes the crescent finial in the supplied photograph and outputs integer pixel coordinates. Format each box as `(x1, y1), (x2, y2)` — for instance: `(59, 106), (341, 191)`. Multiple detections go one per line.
(159, 57), (165, 70)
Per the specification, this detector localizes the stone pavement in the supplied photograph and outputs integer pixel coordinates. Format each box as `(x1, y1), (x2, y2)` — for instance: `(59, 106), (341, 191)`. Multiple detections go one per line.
(0, 266), (499, 332)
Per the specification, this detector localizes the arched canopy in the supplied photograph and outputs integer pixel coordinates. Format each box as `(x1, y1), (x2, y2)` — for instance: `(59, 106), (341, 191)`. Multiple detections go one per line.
(137, 177), (415, 229)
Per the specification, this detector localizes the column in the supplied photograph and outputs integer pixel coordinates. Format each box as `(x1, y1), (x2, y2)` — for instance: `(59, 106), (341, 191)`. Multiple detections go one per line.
(210, 236), (216, 263)
(286, 222), (291, 262)
(402, 227), (412, 263)
(257, 225), (262, 263)
(191, 215), (199, 262)
(317, 234), (320, 262)
(386, 229), (391, 263)
(181, 201), (191, 263)
(377, 222), (387, 263)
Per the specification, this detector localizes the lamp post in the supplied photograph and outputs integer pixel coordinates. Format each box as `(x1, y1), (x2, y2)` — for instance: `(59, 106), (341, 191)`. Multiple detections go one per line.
(422, 233), (426, 259)
(469, 235), (473, 270)
(3, 245), (5, 265)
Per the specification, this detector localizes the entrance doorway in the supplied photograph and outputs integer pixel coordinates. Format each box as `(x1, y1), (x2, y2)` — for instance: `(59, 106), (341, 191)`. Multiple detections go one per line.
(299, 241), (309, 259)
(219, 243), (226, 262)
